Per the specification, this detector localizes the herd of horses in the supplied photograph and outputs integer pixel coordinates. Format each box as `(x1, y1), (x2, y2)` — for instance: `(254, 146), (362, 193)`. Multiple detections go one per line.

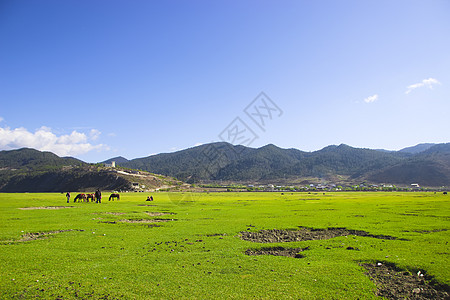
(73, 193), (120, 202)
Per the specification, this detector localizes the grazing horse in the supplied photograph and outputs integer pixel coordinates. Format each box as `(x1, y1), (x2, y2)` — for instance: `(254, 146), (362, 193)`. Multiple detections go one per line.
(109, 193), (120, 201)
(74, 193), (87, 203)
(86, 193), (95, 202)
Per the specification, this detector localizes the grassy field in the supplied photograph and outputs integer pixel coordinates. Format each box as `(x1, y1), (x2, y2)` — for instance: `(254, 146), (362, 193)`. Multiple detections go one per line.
(0, 192), (449, 299)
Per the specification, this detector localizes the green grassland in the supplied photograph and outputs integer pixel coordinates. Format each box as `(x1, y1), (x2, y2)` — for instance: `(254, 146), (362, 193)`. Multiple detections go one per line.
(0, 192), (448, 299)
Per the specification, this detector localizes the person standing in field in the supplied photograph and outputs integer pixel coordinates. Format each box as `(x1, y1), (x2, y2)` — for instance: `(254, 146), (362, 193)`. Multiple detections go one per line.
(95, 189), (102, 203)
(66, 192), (70, 203)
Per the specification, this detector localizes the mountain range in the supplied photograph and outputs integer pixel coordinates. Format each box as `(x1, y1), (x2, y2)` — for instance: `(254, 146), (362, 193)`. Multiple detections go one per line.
(0, 142), (449, 192)
(117, 142), (450, 187)
(0, 148), (181, 192)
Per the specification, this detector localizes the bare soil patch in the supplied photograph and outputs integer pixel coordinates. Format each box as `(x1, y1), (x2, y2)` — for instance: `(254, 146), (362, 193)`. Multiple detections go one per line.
(206, 233), (227, 237)
(3, 229), (83, 243)
(119, 218), (175, 223)
(99, 221), (117, 224)
(18, 206), (74, 210)
(412, 229), (448, 234)
(362, 262), (450, 299)
(245, 246), (309, 258)
(240, 227), (400, 243)
(145, 212), (175, 217)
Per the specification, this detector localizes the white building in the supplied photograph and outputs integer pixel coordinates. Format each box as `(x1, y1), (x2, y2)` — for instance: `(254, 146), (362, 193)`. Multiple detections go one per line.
(411, 183), (420, 190)
(104, 161), (116, 168)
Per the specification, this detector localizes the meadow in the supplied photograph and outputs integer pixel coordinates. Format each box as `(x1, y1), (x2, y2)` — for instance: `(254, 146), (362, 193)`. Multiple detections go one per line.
(0, 192), (448, 299)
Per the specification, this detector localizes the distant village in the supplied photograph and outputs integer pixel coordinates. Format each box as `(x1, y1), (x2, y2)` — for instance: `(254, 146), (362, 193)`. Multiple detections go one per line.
(246, 183), (428, 192)
(200, 182), (436, 192)
(103, 161), (444, 193)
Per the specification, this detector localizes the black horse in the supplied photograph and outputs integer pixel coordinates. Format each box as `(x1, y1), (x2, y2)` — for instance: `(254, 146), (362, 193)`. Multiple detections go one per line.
(109, 193), (120, 201)
(74, 193), (87, 202)
(86, 193), (95, 202)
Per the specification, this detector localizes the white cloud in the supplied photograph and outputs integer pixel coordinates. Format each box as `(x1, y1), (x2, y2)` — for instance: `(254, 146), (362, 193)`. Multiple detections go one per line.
(405, 77), (441, 94)
(0, 125), (109, 157)
(0, 117), (4, 122)
(364, 94), (378, 103)
(89, 129), (101, 140)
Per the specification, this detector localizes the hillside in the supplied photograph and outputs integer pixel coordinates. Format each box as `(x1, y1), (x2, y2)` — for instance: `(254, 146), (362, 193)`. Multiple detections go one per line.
(279, 144), (408, 180)
(0, 167), (130, 192)
(0, 148), (84, 170)
(1, 143), (449, 191)
(399, 143), (436, 154)
(118, 142), (450, 186)
(102, 156), (129, 165)
(0, 148), (183, 192)
(122, 142), (253, 182)
(368, 143), (450, 186)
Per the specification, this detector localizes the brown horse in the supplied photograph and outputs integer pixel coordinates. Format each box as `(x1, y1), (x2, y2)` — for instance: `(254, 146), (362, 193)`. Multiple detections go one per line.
(109, 193), (120, 201)
(74, 193), (87, 202)
(86, 193), (95, 202)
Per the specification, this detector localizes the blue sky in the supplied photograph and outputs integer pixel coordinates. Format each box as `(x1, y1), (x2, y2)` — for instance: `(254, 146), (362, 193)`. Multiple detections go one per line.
(1, 0), (449, 162)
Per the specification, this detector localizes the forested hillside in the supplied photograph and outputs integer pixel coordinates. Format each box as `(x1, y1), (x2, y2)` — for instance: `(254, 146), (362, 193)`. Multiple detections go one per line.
(119, 142), (450, 186)
(0, 148), (175, 192)
(1, 143), (449, 190)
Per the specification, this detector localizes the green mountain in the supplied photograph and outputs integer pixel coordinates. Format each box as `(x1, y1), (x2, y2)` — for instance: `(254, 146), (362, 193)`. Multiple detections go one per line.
(119, 142), (449, 186)
(368, 143), (450, 186)
(280, 144), (408, 179)
(1, 142), (449, 191)
(0, 148), (127, 192)
(101, 156), (129, 165)
(0, 148), (84, 170)
(215, 144), (306, 181)
(122, 142), (252, 182)
(0, 168), (131, 193)
(0, 148), (186, 192)
(399, 143), (436, 154)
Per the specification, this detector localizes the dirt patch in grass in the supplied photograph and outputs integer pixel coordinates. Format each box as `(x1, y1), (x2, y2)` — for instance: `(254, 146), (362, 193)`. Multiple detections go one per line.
(240, 227), (400, 243)
(18, 206), (74, 210)
(245, 246), (309, 258)
(119, 218), (175, 223)
(13, 280), (123, 299)
(93, 212), (126, 216)
(206, 233), (227, 237)
(412, 229), (448, 234)
(99, 221), (117, 224)
(3, 229), (83, 243)
(362, 262), (450, 299)
(143, 224), (161, 228)
(145, 212), (175, 217)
